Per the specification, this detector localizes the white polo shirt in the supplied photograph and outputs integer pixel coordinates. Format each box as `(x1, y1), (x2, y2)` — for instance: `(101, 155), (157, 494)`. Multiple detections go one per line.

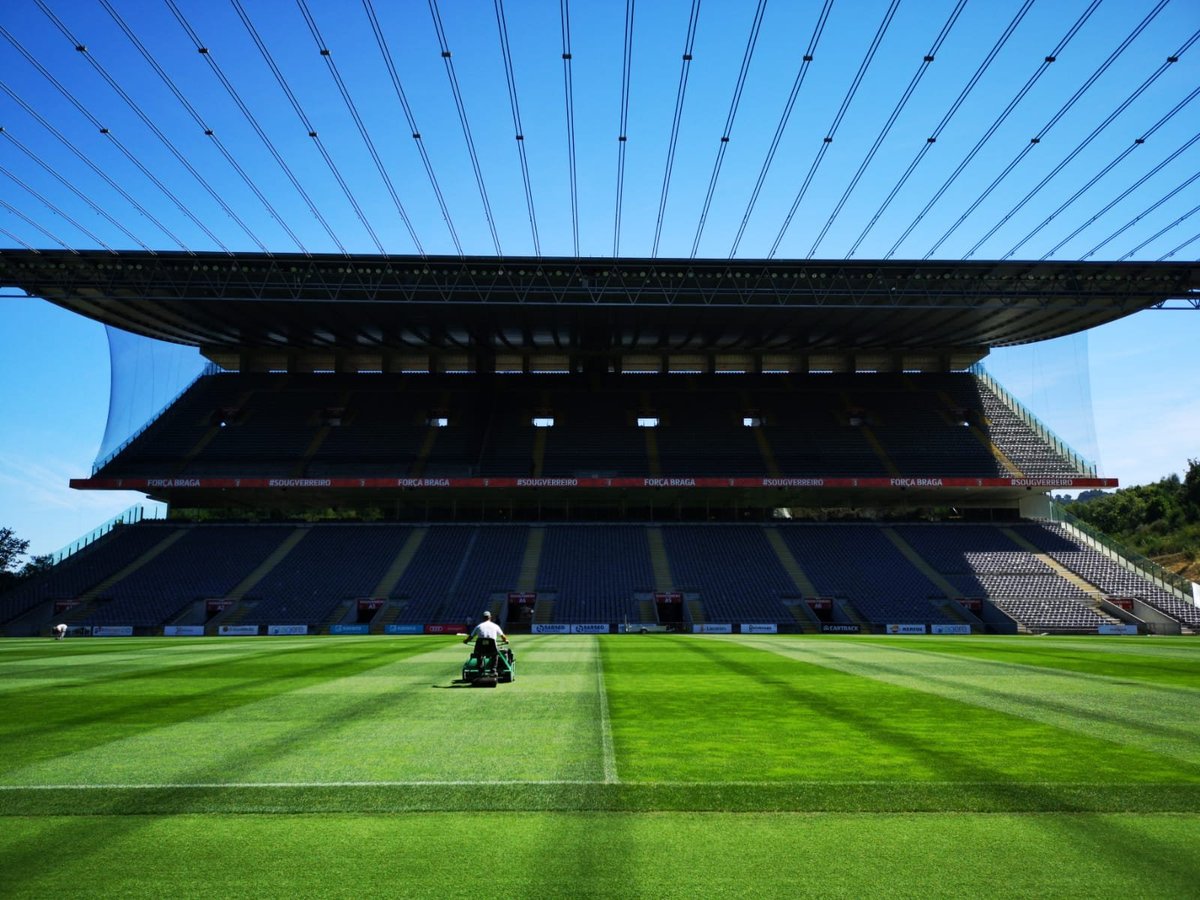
(470, 619), (505, 641)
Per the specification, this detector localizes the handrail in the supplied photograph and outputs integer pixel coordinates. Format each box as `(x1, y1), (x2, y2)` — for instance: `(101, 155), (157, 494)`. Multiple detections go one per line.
(1049, 501), (1196, 602)
(50, 503), (161, 565)
(969, 363), (1097, 477)
(92, 362), (222, 475)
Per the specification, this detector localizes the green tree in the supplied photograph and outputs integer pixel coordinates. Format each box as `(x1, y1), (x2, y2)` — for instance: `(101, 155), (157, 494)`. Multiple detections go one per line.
(0, 527), (32, 592)
(0, 527), (30, 574)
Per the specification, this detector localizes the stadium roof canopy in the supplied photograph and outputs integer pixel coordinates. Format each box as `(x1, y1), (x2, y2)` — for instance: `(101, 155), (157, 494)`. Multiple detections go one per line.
(2, 250), (1196, 370)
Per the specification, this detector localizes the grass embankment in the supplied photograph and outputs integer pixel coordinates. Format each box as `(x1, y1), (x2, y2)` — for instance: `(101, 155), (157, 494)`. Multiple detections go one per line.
(1, 635), (1198, 897)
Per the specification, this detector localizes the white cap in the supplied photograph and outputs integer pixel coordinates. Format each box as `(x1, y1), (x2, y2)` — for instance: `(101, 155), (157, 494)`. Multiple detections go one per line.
(482, 610), (492, 619)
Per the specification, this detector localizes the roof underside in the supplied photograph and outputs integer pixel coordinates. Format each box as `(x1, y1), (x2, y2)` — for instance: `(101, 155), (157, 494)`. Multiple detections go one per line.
(3, 251), (1195, 358)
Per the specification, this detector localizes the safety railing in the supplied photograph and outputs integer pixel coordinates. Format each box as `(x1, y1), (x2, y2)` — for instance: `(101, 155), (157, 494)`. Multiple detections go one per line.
(50, 503), (162, 565)
(91, 362), (222, 475)
(1049, 501), (1196, 603)
(969, 363), (1097, 477)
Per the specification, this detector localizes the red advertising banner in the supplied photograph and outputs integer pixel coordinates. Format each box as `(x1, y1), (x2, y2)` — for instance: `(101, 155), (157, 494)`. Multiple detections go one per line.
(54, 600), (80, 613)
(357, 598), (386, 611)
(423, 623), (466, 635)
(70, 475), (1120, 491)
(507, 592), (536, 605)
(654, 592), (683, 603)
(206, 599), (233, 614)
(807, 598), (833, 610)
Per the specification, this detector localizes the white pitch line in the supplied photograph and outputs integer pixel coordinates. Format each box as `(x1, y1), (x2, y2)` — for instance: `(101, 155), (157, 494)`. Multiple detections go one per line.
(0, 779), (1138, 791)
(595, 638), (619, 785)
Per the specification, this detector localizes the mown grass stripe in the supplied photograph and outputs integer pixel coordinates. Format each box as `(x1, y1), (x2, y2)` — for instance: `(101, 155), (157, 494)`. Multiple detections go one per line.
(739, 636), (1200, 766)
(596, 637), (618, 784)
(1, 781), (1197, 815)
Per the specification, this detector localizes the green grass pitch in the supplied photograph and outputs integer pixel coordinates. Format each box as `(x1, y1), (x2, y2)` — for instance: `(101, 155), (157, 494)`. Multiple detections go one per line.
(2, 634), (1199, 898)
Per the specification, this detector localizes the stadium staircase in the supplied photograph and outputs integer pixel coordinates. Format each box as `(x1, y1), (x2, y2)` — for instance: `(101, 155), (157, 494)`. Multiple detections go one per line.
(860, 427), (901, 477)
(641, 390), (662, 476)
(371, 528), (429, 598)
(531, 428), (547, 477)
(638, 598), (657, 623)
(646, 527), (675, 592)
(410, 390), (451, 477)
(880, 528), (957, 600)
(835, 598), (870, 631)
(372, 601), (406, 632)
(1000, 527), (1120, 623)
(933, 388), (1024, 476)
(938, 599), (977, 628)
(222, 527), (310, 601)
(786, 601), (822, 632)
(78, 528), (191, 603)
(686, 598), (706, 625)
(320, 600), (354, 631)
(533, 598), (555, 623)
(517, 527), (545, 593)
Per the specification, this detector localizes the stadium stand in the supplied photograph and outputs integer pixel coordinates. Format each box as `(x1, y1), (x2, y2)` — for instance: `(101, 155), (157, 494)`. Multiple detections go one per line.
(3, 252), (1196, 639)
(91, 372), (1093, 481)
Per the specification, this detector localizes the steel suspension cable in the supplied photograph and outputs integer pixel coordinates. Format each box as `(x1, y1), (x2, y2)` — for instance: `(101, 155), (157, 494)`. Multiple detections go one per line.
(613, 0), (635, 257)
(883, 0), (1101, 259)
(770, 0), (901, 259)
(1041, 129), (1200, 259)
(297, 0), (423, 256)
(976, 30), (1197, 260)
(807, 0), (966, 259)
(937, 1), (1174, 260)
(844, 0), (1034, 258)
(36, 0), (255, 253)
(166, 0), (347, 255)
(690, 0), (766, 259)
(560, 0), (579, 256)
(0, 222), (38, 252)
(1004, 82), (1200, 260)
(0, 197), (75, 251)
(1157, 228), (1200, 261)
(494, 0), (541, 256)
(362, 0), (461, 257)
(651, 0), (701, 258)
(99, 0), (303, 255)
(727, 0), (833, 258)
(428, 0), (503, 256)
(1083, 167), (1200, 259)
(0, 125), (152, 251)
(232, 0), (382, 254)
(0, 32), (193, 252)
(1119, 196), (1200, 260)
(0, 162), (113, 250)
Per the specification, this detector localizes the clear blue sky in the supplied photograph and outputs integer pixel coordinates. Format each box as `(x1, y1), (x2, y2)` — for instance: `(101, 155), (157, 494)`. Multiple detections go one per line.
(1, 0), (1198, 557)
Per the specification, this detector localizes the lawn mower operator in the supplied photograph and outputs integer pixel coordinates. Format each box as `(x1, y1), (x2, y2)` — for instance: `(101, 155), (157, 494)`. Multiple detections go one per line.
(464, 610), (508, 646)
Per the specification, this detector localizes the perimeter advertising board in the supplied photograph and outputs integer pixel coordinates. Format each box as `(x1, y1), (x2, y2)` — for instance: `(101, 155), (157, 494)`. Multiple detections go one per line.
(163, 625), (204, 636)
(931, 624), (971, 635)
(694, 624), (733, 634)
(887, 624), (927, 634)
(740, 623), (778, 633)
(1097, 624), (1139, 635)
(267, 625), (308, 636)
(532, 624), (570, 634)
(821, 624), (860, 633)
(91, 626), (133, 637)
(423, 624), (466, 635)
(570, 624), (610, 634)
(385, 624), (424, 635)
(329, 624), (369, 635)
(218, 625), (258, 636)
